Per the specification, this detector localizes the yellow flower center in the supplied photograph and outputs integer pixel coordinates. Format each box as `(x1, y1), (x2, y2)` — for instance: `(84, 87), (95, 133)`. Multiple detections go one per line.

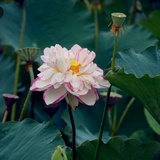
(70, 59), (81, 74)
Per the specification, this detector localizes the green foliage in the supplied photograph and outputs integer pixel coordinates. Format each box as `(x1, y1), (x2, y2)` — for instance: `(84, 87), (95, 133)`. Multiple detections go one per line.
(0, 0), (94, 53)
(51, 145), (68, 160)
(68, 137), (160, 160)
(0, 0), (160, 159)
(0, 47), (15, 120)
(97, 25), (158, 69)
(106, 44), (160, 123)
(144, 109), (160, 135)
(140, 10), (160, 40)
(0, 118), (64, 160)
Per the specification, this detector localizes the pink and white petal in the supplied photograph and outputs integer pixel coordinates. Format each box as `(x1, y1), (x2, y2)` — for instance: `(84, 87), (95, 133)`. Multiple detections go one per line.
(84, 81), (91, 90)
(56, 58), (68, 72)
(85, 63), (97, 74)
(38, 68), (55, 80)
(55, 72), (65, 83)
(78, 89), (99, 106)
(64, 72), (72, 82)
(68, 50), (75, 59)
(91, 67), (103, 77)
(38, 63), (49, 72)
(94, 77), (111, 88)
(43, 47), (50, 56)
(70, 44), (82, 54)
(79, 63), (92, 74)
(77, 87), (89, 96)
(43, 86), (67, 105)
(30, 77), (51, 91)
(41, 55), (49, 63)
(63, 47), (71, 59)
(83, 75), (96, 84)
(35, 79), (52, 90)
(53, 82), (62, 89)
(75, 49), (88, 64)
(51, 72), (64, 84)
(79, 63), (96, 74)
(65, 83), (78, 96)
(70, 75), (82, 88)
(83, 51), (96, 66)
(65, 94), (79, 110)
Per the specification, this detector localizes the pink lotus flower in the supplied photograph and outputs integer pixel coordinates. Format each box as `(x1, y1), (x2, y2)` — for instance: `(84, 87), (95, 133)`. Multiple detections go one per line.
(30, 44), (110, 110)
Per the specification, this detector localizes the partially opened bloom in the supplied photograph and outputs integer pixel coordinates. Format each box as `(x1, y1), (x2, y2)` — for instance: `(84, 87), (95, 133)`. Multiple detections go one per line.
(30, 44), (110, 110)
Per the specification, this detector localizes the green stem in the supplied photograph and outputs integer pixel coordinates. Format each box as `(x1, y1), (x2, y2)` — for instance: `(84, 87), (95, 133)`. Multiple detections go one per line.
(83, 0), (91, 12)
(94, 86), (112, 160)
(19, 64), (34, 121)
(111, 97), (135, 136)
(107, 108), (112, 128)
(94, 29), (119, 159)
(11, 7), (26, 120)
(68, 105), (76, 160)
(94, 7), (98, 54)
(2, 110), (8, 123)
(112, 105), (117, 131)
(111, 35), (118, 72)
(28, 63), (34, 82)
(18, 90), (32, 121)
(128, 0), (137, 25)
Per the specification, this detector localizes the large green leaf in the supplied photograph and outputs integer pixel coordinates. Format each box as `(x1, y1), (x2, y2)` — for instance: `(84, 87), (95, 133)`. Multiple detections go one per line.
(0, 0), (94, 53)
(0, 48), (15, 120)
(106, 69), (160, 123)
(140, 10), (160, 40)
(67, 137), (160, 160)
(0, 118), (64, 160)
(115, 44), (160, 77)
(106, 44), (160, 123)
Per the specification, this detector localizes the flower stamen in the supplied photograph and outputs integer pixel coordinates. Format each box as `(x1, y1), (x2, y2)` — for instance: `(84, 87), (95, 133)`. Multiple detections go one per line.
(70, 59), (81, 74)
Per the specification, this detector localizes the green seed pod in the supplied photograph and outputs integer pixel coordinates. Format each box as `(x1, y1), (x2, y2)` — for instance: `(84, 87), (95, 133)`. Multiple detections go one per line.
(51, 146), (68, 160)
(16, 47), (40, 61)
(111, 12), (126, 27)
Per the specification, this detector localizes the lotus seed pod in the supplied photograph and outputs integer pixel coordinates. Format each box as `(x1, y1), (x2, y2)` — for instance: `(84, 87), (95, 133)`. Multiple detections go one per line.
(111, 12), (126, 27)
(17, 47), (40, 61)
(2, 93), (19, 111)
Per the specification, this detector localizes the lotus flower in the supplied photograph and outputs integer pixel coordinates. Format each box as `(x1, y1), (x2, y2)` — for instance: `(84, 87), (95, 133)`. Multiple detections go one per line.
(30, 44), (110, 110)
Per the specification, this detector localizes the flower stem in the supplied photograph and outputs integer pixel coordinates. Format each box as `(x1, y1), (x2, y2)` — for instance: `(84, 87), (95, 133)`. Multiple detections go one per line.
(28, 63), (34, 82)
(83, 0), (91, 12)
(94, 7), (98, 54)
(11, 7), (26, 121)
(112, 105), (117, 131)
(94, 86), (112, 160)
(94, 28), (119, 159)
(111, 97), (135, 136)
(2, 110), (8, 123)
(107, 108), (112, 128)
(128, 0), (138, 25)
(68, 105), (76, 160)
(111, 35), (118, 72)
(18, 90), (32, 121)
(19, 64), (34, 121)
